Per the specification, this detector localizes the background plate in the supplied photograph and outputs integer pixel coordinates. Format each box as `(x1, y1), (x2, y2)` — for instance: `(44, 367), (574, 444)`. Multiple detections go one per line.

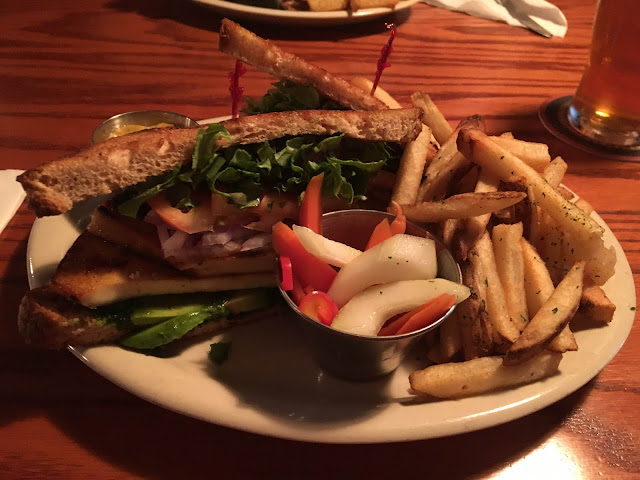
(191, 0), (420, 25)
(26, 189), (636, 443)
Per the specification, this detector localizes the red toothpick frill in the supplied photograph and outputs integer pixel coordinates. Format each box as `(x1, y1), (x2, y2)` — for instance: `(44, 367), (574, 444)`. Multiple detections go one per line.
(371, 23), (397, 96)
(228, 60), (247, 119)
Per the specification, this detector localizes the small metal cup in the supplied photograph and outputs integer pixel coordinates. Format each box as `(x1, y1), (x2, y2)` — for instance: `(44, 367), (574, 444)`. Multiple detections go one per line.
(278, 209), (462, 381)
(91, 110), (198, 144)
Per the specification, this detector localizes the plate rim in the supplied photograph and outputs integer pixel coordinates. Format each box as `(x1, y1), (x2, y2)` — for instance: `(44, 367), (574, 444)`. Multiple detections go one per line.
(190, 0), (420, 25)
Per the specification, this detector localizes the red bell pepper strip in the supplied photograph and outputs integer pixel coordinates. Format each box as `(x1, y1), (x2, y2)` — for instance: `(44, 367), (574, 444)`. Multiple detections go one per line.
(299, 173), (324, 234)
(365, 218), (393, 250)
(291, 274), (305, 306)
(272, 221), (336, 292)
(388, 200), (406, 235)
(299, 291), (339, 326)
(378, 293), (455, 336)
(279, 256), (293, 291)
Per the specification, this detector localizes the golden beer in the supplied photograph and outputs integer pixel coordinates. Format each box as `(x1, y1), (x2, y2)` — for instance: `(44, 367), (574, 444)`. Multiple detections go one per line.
(568, 0), (640, 147)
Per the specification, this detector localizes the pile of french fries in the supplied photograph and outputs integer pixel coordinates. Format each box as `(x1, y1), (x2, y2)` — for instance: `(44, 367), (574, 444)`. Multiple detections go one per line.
(351, 77), (618, 399)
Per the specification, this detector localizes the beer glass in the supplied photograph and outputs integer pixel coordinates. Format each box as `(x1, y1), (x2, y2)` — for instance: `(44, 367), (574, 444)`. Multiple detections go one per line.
(567, 0), (640, 148)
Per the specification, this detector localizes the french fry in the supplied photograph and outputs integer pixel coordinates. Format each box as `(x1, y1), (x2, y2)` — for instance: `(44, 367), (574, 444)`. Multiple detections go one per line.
(556, 185), (575, 200)
(427, 341), (448, 365)
(390, 125), (433, 205)
(469, 233), (520, 343)
(417, 115), (484, 201)
(572, 279), (616, 326)
(440, 218), (460, 250)
(418, 152), (467, 201)
(489, 136), (551, 173)
(574, 197), (594, 216)
(465, 168), (499, 242)
(308, 0), (349, 10)
(454, 165), (479, 194)
(542, 156), (568, 188)
(521, 238), (556, 315)
(402, 191), (526, 223)
(350, 0), (399, 10)
(409, 352), (562, 398)
(547, 324), (579, 353)
(458, 262), (493, 359)
(504, 262), (584, 366)
(457, 128), (616, 285)
(439, 309), (462, 361)
(535, 210), (567, 285)
(521, 238), (578, 353)
(492, 223), (528, 332)
(411, 91), (453, 145)
(350, 77), (402, 108)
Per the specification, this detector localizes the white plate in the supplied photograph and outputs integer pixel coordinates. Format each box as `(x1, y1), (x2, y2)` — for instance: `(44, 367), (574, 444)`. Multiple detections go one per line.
(191, 0), (420, 25)
(26, 187), (636, 443)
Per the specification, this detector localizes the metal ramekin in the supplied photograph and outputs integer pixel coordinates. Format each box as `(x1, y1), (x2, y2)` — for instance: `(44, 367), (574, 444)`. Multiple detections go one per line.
(278, 209), (462, 381)
(91, 110), (199, 144)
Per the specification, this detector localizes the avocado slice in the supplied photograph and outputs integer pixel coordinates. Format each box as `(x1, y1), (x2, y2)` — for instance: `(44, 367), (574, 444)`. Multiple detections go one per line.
(128, 290), (271, 325)
(121, 310), (216, 350)
(225, 289), (272, 315)
(120, 288), (275, 349)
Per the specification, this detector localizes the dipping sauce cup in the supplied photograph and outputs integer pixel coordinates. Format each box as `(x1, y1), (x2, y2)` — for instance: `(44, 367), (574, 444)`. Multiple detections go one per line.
(278, 209), (462, 381)
(91, 110), (198, 144)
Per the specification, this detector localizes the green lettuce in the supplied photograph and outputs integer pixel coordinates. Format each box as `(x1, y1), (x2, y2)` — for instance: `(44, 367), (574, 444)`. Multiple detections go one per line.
(242, 80), (343, 115)
(117, 123), (399, 217)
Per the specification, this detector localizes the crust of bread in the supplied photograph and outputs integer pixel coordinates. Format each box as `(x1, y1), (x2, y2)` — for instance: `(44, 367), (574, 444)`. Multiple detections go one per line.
(18, 108), (421, 217)
(18, 286), (286, 350)
(219, 19), (388, 112)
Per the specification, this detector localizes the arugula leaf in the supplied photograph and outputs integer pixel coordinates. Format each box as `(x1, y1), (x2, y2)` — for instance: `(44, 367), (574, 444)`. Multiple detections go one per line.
(242, 80), (343, 115)
(209, 342), (232, 365)
(117, 166), (182, 217)
(115, 124), (401, 217)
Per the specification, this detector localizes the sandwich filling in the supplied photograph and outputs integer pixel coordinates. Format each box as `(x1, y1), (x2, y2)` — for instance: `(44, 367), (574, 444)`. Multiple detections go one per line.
(111, 121), (403, 270)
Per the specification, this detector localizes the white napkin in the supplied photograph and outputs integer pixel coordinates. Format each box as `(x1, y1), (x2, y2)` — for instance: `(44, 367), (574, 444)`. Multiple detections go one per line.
(0, 170), (26, 237)
(420, 0), (568, 38)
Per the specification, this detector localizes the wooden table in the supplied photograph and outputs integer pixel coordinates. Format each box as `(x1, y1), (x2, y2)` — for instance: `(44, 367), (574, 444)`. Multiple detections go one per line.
(1, 0), (638, 478)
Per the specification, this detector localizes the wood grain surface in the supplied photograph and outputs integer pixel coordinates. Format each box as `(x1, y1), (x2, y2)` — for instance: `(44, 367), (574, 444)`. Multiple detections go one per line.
(0, 0), (638, 478)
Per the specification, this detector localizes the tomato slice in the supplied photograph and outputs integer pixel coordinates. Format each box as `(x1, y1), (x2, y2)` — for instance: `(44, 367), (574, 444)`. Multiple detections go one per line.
(272, 221), (337, 292)
(299, 291), (339, 326)
(300, 173), (324, 234)
(147, 191), (216, 234)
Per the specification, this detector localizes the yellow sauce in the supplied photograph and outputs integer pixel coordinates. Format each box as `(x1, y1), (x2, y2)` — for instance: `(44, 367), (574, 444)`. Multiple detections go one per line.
(108, 122), (174, 139)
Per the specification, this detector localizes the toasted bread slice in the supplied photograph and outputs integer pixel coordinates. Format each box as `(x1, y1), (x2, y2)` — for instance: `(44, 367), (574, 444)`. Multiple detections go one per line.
(18, 108), (421, 217)
(219, 19), (388, 112)
(52, 232), (276, 308)
(18, 286), (285, 350)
